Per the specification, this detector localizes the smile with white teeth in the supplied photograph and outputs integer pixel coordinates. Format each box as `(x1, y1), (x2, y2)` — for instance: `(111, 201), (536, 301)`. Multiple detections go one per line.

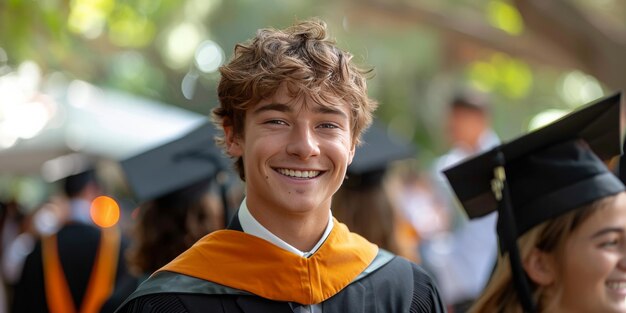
(607, 281), (626, 290)
(276, 168), (321, 179)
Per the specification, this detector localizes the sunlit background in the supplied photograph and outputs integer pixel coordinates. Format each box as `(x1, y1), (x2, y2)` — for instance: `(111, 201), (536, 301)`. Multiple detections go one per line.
(1, 0), (625, 209)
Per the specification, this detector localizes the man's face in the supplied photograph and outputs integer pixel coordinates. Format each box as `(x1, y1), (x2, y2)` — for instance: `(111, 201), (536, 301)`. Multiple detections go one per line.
(225, 87), (355, 218)
(447, 107), (487, 149)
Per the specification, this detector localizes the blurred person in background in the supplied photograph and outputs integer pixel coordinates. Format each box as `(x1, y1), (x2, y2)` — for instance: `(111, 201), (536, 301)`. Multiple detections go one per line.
(1, 200), (26, 272)
(99, 122), (231, 313)
(332, 122), (420, 262)
(445, 94), (625, 313)
(424, 92), (500, 312)
(1, 200), (26, 286)
(0, 200), (14, 313)
(3, 195), (76, 312)
(11, 168), (131, 313)
(394, 164), (448, 247)
(117, 19), (445, 313)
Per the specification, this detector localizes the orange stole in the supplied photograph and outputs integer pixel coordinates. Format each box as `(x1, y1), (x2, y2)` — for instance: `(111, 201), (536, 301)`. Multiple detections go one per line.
(42, 227), (120, 313)
(159, 220), (378, 305)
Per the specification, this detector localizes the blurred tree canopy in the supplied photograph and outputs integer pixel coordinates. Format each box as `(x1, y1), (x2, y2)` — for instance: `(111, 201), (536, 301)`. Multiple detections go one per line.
(1, 0), (625, 164)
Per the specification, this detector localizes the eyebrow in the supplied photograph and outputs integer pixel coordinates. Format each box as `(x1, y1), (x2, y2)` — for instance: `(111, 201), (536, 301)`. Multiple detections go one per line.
(253, 103), (292, 115)
(252, 102), (348, 119)
(314, 105), (348, 119)
(590, 227), (624, 239)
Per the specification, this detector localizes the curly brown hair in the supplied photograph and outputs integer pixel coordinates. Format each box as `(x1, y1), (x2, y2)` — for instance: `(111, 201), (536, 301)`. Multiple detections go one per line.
(212, 19), (378, 180)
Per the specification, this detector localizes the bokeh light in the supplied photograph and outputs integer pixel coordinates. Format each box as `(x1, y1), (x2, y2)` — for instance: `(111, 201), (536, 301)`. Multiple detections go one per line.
(90, 196), (120, 228)
(67, 0), (115, 39)
(467, 61), (498, 92)
(194, 40), (224, 73)
(467, 53), (533, 99)
(33, 204), (62, 235)
(181, 71), (198, 100)
(486, 0), (524, 35)
(163, 22), (203, 69)
(3, 98), (51, 140)
(527, 109), (569, 131)
(558, 70), (604, 108)
(0, 61), (54, 149)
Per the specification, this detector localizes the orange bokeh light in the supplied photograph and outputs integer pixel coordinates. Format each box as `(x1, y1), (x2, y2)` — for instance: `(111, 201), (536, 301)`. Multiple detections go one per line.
(90, 196), (120, 228)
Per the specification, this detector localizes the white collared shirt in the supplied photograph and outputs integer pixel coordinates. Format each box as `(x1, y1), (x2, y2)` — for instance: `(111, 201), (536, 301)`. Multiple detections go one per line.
(68, 199), (94, 225)
(237, 199), (332, 312)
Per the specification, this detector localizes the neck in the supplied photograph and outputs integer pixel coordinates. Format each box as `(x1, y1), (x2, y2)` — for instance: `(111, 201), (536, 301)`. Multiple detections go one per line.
(247, 203), (330, 252)
(452, 141), (480, 156)
(540, 289), (564, 313)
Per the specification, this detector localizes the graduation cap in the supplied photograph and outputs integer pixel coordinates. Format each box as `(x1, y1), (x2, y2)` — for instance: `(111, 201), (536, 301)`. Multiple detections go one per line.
(444, 92), (624, 312)
(63, 167), (99, 198)
(344, 122), (416, 189)
(121, 122), (230, 203)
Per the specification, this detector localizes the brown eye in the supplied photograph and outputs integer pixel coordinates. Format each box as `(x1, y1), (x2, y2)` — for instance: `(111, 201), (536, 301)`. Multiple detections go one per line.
(266, 119), (288, 126)
(318, 123), (338, 129)
(600, 238), (620, 248)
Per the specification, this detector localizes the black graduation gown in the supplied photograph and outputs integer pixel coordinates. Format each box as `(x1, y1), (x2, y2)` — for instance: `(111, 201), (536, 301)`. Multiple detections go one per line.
(115, 217), (446, 313)
(11, 223), (131, 313)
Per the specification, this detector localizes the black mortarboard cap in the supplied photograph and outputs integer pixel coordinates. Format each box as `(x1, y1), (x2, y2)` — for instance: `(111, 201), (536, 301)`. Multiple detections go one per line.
(63, 168), (99, 198)
(444, 92), (624, 312)
(445, 92), (624, 221)
(121, 122), (229, 202)
(345, 122), (416, 189)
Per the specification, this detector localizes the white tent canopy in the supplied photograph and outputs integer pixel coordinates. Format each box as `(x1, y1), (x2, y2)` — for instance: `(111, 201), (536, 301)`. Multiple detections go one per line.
(0, 80), (207, 176)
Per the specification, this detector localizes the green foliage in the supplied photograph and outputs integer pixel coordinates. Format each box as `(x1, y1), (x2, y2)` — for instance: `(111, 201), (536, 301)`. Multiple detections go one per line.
(0, 0), (616, 166)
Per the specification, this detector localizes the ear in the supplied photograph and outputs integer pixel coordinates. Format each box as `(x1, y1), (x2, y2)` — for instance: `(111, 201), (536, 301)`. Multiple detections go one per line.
(224, 124), (243, 158)
(347, 142), (356, 165)
(523, 248), (556, 286)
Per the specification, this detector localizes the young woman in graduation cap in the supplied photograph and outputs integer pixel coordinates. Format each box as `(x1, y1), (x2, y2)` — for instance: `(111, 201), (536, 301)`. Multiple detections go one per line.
(445, 93), (626, 313)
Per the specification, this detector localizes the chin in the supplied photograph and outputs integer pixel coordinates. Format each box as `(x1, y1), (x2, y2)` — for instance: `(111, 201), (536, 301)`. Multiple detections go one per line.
(607, 303), (626, 313)
(285, 201), (318, 214)
(283, 198), (324, 214)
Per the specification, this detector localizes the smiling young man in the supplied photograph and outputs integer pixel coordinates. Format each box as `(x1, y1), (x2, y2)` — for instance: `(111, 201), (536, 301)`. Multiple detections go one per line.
(116, 19), (445, 313)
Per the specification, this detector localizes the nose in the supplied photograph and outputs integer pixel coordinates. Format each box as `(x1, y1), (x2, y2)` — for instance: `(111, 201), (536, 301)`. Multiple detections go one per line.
(618, 241), (626, 271)
(286, 124), (320, 160)
(612, 227), (626, 270)
(619, 253), (626, 271)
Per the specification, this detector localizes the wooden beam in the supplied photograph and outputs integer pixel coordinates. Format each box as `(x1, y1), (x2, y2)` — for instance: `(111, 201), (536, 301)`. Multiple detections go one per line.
(513, 0), (626, 90)
(347, 0), (582, 69)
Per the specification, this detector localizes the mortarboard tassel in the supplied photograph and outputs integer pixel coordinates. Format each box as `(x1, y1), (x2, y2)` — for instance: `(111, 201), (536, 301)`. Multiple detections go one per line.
(619, 139), (626, 185)
(492, 150), (537, 313)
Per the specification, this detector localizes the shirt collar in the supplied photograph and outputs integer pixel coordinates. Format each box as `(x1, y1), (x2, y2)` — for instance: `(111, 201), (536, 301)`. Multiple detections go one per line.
(237, 198), (334, 257)
(68, 199), (94, 225)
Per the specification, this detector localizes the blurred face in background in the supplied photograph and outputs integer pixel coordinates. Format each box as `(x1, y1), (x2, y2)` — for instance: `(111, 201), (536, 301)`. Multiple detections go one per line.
(446, 106), (488, 151)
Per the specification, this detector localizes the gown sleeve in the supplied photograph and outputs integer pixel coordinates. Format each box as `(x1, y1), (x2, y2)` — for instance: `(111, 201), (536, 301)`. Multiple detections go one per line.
(410, 264), (447, 313)
(116, 294), (189, 313)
